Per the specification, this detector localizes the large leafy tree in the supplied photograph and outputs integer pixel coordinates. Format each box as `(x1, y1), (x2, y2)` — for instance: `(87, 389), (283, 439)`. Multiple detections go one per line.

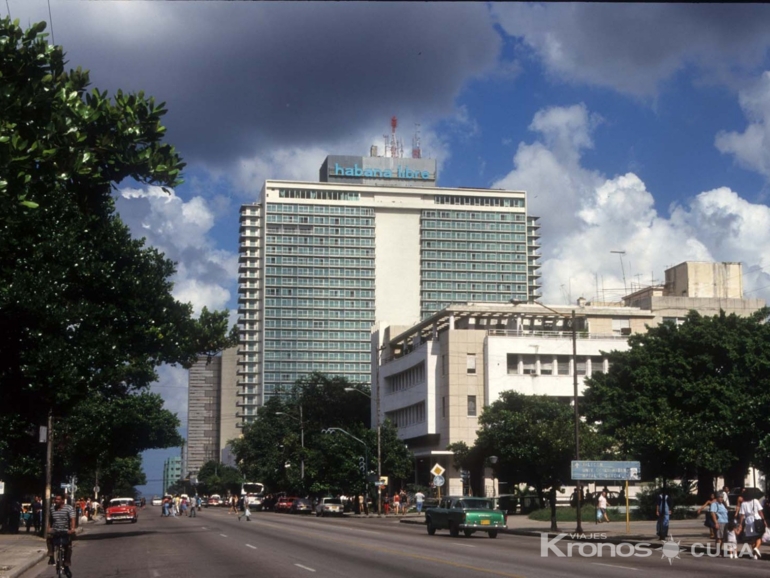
(231, 373), (412, 497)
(474, 391), (610, 507)
(195, 460), (243, 496)
(583, 310), (770, 497)
(0, 18), (232, 493)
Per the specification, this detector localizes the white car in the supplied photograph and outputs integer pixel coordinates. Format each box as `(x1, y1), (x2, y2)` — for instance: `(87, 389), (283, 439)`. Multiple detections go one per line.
(151, 496), (162, 506)
(315, 497), (344, 517)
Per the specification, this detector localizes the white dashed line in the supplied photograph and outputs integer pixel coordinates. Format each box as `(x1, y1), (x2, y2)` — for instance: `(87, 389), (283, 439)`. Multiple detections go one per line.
(201, 526), (208, 530)
(246, 544), (257, 549)
(151, 570), (161, 577)
(220, 533), (228, 538)
(295, 564), (316, 572)
(454, 543), (476, 548)
(593, 562), (638, 571)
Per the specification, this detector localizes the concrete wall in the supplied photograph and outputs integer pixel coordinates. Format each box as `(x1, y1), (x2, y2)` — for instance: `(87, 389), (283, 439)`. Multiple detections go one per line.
(374, 209), (421, 326)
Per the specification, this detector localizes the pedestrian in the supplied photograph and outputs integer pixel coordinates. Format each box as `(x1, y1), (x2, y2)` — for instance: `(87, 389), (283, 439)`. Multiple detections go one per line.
(414, 491), (425, 514)
(384, 494), (390, 515)
(710, 492), (729, 556)
(8, 499), (21, 534)
(180, 497), (188, 516)
(399, 490), (408, 515)
(697, 493), (716, 539)
(722, 486), (731, 510)
(725, 520), (741, 559)
(189, 497), (197, 518)
(392, 492), (400, 516)
(32, 496), (43, 534)
(196, 495), (202, 512)
(597, 491), (610, 523)
(237, 495), (251, 521)
(737, 492), (766, 559)
(656, 489), (672, 540)
(22, 505), (33, 532)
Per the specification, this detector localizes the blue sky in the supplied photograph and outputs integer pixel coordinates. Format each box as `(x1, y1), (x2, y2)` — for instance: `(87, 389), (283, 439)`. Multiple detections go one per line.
(11, 2), (770, 496)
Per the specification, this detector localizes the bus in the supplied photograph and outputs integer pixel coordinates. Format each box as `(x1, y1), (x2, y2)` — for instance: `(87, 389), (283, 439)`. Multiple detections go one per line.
(241, 482), (265, 510)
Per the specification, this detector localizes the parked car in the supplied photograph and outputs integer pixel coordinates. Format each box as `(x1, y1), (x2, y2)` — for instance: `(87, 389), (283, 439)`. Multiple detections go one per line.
(151, 496), (162, 506)
(315, 497), (344, 517)
(207, 494), (221, 507)
(289, 498), (314, 515)
(105, 498), (138, 524)
(274, 497), (297, 513)
(425, 496), (506, 539)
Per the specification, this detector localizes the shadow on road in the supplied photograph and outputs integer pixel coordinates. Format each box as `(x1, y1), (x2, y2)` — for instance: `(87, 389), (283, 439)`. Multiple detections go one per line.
(77, 530), (158, 541)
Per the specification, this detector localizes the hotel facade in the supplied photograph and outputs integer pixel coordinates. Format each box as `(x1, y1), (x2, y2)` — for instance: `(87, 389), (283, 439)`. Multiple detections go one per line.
(235, 154), (541, 427)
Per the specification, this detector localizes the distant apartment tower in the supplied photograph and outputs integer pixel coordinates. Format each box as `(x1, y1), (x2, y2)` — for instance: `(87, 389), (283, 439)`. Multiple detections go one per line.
(186, 348), (239, 476)
(162, 456), (182, 494)
(236, 154), (541, 426)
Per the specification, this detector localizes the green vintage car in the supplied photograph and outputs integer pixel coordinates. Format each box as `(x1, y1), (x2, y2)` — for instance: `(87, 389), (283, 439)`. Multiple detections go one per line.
(425, 496), (506, 538)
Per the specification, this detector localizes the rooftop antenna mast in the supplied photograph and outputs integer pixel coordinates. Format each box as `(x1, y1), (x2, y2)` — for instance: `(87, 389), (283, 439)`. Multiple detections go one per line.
(611, 251), (628, 296)
(390, 116), (401, 159)
(412, 123), (422, 159)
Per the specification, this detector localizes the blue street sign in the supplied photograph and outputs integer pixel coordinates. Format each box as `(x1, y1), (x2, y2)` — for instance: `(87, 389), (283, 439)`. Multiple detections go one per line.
(571, 461), (641, 481)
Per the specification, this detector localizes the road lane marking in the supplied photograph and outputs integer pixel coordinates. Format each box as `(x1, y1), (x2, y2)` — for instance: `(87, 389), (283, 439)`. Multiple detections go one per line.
(246, 544), (257, 549)
(295, 564), (316, 572)
(201, 526), (208, 530)
(220, 533), (228, 538)
(454, 543), (477, 548)
(593, 563), (638, 571)
(236, 519), (524, 578)
(152, 571), (160, 577)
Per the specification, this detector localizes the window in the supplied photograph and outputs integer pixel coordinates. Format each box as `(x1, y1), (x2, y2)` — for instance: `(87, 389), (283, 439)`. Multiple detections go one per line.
(522, 354), (536, 375)
(467, 395), (477, 417)
(506, 353), (518, 375)
(466, 354), (476, 374)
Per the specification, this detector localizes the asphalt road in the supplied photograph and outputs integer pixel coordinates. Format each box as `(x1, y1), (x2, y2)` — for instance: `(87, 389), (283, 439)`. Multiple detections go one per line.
(22, 507), (769, 578)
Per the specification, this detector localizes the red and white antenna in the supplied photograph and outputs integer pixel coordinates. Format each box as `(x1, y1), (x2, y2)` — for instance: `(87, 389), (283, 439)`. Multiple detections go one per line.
(390, 116), (399, 158)
(412, 123), (422, 159)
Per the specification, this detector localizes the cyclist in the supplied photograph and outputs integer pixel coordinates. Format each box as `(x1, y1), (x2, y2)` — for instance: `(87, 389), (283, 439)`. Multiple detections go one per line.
(47, 491), (76, 577)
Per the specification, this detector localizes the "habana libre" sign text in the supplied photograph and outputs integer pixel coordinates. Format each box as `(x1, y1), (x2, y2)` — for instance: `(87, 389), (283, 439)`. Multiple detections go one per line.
(334, 163), (431, 180)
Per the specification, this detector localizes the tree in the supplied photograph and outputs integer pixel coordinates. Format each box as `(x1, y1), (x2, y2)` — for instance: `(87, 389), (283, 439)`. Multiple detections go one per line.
(583, 310), (770, 498)
(474, 391), (609, 510)
(231, 373), (412, 497)
(196, 460), (243, 496)
(0, 18), (232, 493)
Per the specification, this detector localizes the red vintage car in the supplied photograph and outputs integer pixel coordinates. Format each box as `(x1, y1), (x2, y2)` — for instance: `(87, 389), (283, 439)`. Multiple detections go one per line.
(105, 497), (138, 524)
(274, 497), (297, 513)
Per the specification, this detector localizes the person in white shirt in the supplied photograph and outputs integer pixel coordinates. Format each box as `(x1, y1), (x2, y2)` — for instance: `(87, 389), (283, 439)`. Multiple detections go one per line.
(597, 491), (610, 523)
(414, 491), (426, 514)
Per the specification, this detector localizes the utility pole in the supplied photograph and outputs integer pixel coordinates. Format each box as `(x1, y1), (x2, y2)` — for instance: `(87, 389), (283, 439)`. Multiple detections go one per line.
(43, 409), (53, 539)
(572, 309), (583, 534)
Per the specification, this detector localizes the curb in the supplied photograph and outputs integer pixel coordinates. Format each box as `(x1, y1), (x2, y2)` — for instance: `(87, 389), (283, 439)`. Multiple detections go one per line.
(2, 551), (47, 578)
(398, 518), (766, 559)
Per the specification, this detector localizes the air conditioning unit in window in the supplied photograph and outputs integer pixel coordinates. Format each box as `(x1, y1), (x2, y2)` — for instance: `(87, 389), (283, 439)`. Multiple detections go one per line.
(621, 327), (632, 335)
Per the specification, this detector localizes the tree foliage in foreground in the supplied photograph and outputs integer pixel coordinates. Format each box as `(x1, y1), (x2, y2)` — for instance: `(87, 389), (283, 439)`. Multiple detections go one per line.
(0, 18), (232, 492)
(583, 309), (770, 494)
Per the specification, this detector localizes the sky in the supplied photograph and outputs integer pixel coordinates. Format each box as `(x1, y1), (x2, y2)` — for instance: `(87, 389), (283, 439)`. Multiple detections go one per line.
(11, 1), (770, 495)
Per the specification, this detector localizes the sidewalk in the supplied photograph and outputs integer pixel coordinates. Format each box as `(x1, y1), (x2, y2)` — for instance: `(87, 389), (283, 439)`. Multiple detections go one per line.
(399, 512), (767, 558)
(0, 522), (90, 578)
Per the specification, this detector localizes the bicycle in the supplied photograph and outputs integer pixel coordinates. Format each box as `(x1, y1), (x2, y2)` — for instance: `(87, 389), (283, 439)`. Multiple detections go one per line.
(51, 530), (72, 577)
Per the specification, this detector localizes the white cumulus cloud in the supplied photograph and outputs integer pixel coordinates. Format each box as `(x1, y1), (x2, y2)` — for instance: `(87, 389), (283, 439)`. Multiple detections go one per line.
(495, 103), (770, 305)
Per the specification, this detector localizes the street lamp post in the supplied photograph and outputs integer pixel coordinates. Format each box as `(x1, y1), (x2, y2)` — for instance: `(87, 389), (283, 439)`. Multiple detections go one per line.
(344, 386), (381, 516)
(511, 299), (584, 534)
(275, 405), (304, 482)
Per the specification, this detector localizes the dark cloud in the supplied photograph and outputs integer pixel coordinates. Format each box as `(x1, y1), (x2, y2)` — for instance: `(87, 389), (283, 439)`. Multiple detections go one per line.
(493, 4), (770, 96)
(29, 2), (500, 170)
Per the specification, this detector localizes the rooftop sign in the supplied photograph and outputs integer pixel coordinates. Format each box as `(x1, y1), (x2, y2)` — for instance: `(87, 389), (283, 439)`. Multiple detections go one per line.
(320, 155), (437, 187)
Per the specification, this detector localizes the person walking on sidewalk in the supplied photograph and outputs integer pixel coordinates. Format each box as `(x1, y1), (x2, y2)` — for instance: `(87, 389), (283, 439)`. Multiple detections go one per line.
(710, 492), (729, 556)
(32, 496), (43, 534)
(737, 493), (766, 559)
(656, 489), (672, 540)
(597, 491), (610, 523)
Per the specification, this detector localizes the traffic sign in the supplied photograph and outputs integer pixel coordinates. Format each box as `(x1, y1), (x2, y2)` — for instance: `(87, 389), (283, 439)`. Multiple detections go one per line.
(374, 481), (385, 487)
(60, 483), (71, 490)
(571, 461), (641, 481)
(433, 474), (445, 487)
(430, 463), (445, 477)
(93, 486), (100, 494)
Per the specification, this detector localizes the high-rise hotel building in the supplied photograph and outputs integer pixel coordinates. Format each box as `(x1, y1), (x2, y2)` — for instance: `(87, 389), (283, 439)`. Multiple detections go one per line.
(236, 154), (541, 427)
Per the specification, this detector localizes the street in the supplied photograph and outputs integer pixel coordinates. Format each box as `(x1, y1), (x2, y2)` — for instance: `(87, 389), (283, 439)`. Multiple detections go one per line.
(21, 507), (769, 578)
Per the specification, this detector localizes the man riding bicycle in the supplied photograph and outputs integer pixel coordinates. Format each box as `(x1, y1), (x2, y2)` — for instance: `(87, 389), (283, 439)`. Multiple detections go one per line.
(47, 491), (76, 577)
